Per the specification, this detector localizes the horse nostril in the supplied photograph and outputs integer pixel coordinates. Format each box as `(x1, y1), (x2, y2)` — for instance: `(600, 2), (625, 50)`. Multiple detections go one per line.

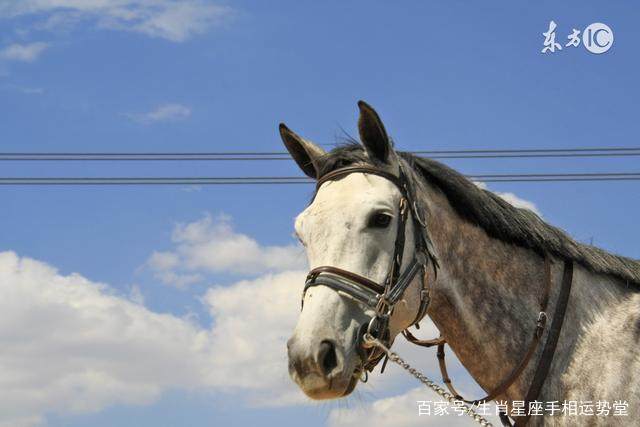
(318, 340), (338, 376)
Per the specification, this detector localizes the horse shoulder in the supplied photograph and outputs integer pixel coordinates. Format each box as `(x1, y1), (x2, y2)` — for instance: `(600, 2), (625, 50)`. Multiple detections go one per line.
(560, 287), (640, 425)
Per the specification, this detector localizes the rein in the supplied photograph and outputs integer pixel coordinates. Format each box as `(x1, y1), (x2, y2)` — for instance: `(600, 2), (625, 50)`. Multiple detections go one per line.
(301, 163), (574, 426)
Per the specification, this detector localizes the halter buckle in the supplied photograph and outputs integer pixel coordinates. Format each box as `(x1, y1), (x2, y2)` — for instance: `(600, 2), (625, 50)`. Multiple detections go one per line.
(536, 311), (548, 337)
(420, 289), (430, 304)
(399, 197), (408, 217)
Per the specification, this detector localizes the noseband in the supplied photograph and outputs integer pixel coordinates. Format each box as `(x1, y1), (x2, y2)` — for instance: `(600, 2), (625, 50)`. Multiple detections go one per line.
(303, 164), (439, 371)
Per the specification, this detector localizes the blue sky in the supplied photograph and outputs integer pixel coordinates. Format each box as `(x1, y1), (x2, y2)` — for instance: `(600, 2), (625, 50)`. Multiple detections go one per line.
(0, 1), (638, 426)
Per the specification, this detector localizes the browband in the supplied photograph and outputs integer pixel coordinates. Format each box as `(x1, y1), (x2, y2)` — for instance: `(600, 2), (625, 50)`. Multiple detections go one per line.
(315, 166), (405, 193)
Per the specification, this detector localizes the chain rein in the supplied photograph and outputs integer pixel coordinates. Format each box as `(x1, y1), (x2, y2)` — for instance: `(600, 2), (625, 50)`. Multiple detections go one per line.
(362, 333), (494, 426)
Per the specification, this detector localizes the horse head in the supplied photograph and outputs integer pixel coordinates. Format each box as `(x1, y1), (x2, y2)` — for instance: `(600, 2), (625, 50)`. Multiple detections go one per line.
(280, 101), (433, 399)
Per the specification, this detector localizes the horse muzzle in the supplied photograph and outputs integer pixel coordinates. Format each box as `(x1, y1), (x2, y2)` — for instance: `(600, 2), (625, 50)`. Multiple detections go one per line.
(286, 335), (361, 399)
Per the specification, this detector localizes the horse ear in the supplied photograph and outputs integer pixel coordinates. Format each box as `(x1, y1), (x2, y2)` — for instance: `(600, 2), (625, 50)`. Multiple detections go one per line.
(279, 123), (326, 179)
(357, 100), (390, 163)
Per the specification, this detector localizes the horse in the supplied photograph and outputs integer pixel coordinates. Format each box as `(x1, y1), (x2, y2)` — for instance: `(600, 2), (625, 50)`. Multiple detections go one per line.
(280, 101), (640, 426)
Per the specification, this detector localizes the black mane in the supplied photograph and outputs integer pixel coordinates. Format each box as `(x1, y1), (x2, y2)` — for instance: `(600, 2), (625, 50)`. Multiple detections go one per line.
(319, 144), (640, 286)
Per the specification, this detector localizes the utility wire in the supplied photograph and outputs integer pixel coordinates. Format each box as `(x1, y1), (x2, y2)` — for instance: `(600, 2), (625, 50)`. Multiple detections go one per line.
(1, 172), (640, 185)
(0, 179), (638, 185)
(1, 146), (639, 161)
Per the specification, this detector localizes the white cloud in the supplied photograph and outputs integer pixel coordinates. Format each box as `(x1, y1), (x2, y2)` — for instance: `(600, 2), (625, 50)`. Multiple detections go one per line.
(0, 42), (48, 62)
(128, 283), (145, 304)
(0, 249), (308, 426)
(0, 251), (213, 426)
(20, 87), (45, 95)
(127, 103), (192, 123)
(0, 84), (45, 95)
(474, 182), (542, 216)
(203, 270), (307, 403)
(181, 185), (202, 193)
(0, 1), (231, 42)
(495, 192), (541, 216)
(328, 387), (500, 427)
(147, 213), (307, 286)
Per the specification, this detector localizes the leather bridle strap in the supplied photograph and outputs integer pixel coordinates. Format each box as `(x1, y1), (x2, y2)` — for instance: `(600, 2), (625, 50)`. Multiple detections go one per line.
(435, 256), (555, 406)
(307, 266), (385, 295)
(514, 260), (574, 426)
(304, 257), (426, 307)
(304, 266), (384, 309)
(315, 166), (404, 194)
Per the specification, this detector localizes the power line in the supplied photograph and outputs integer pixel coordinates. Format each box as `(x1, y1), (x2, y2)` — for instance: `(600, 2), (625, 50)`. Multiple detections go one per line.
(1, 146), (639, 161)
(0, 179), (638, 185)
(414, 147), (640, 154)
(2, 154), (640, 161)
(469, 172), (640, 178)
(2, 146), (639, 155)
(1, 172), (639, 185)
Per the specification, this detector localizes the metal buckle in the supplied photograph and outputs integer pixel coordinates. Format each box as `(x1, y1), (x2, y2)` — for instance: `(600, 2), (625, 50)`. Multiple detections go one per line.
(364, 314), (390, 344)
(363, 317), (380, 348)
(536, 311), (547, 337)
(375, 296), (391, 316)
(399, 197), (408, 217)
(537, 311), (547, 325)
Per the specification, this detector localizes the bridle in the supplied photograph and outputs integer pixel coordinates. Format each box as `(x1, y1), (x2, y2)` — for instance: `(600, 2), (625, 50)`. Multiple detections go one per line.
(302, 162), (439, 371)
(300, 161), (574, 427)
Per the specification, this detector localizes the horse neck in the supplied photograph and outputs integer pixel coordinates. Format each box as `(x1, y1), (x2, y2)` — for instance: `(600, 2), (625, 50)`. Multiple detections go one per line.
(420, 184), (625, 400)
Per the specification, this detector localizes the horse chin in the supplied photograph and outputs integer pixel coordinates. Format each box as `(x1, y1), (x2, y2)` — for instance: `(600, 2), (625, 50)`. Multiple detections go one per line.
(295, 371), (360, 400)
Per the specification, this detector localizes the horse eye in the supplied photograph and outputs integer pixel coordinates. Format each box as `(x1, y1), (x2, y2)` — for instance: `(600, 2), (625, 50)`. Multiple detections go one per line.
(368, 212), (392, 229)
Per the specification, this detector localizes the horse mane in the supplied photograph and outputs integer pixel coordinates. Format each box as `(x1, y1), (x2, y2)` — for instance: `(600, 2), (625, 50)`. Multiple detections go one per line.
(318, 144), (640, 287)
